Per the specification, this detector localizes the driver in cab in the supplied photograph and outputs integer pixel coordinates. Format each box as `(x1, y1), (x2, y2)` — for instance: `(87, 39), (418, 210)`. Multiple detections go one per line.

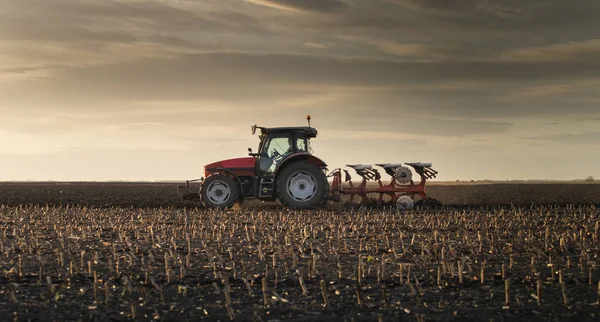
(271, 137), (298, 159)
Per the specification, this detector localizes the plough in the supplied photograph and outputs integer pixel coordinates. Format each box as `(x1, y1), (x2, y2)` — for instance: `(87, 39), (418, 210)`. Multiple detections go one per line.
(327, 162), (438, 209)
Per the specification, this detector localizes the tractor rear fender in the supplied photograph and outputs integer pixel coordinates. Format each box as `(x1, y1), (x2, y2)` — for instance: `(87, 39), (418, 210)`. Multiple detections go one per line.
(274, 153), (328, 177)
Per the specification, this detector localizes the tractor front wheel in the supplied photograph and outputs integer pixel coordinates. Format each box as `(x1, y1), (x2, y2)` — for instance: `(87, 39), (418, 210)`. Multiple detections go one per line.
(200, 173), (240, 209)
(276, 161), (327, 209)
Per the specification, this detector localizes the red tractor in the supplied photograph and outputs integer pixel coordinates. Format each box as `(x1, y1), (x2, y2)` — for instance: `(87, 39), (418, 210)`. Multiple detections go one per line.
(179, 116), (329, 209)
(178, 116), (438, 209)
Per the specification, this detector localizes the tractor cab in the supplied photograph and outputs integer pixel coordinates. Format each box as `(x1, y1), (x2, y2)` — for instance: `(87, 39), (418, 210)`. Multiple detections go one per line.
(248, 126), (317, 175)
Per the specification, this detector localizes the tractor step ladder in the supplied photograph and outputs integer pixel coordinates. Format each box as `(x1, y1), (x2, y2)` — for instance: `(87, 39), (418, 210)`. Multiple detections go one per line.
(259, 176), (275, 198)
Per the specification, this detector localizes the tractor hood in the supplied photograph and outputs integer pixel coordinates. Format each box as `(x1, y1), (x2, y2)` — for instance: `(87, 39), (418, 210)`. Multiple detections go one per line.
(204, 157), (256, 177)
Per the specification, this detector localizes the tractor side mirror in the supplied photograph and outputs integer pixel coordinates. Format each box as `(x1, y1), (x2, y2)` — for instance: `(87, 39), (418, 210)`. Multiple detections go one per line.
(251, 125), (257, 135)
(248, 147), (259, 157)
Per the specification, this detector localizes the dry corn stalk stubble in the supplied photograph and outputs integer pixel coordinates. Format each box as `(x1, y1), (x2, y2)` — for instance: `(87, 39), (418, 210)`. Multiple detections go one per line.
(0, 204), (599, 321)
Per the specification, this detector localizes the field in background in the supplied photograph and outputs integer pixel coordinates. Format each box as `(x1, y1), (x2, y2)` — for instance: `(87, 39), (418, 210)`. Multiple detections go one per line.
(1, 181), (599, 208)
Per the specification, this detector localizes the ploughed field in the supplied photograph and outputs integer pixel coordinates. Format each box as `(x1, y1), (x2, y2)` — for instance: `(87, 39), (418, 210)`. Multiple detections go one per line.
(1, 183), (600, 321)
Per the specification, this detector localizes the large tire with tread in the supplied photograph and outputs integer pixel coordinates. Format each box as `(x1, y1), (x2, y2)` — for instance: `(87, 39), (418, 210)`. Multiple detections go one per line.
(200, 173), (239, 209)
(276, 161), (327, 209)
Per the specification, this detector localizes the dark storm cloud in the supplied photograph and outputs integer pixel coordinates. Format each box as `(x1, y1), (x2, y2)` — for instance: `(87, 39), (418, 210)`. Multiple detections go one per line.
(5, 0), (600, 66)
(2, 0), (244, 31)
(395, 0), (599, 29)
(5, 51), (599, 133)
(0, 20), (137, 43)
(3, 1), (600, 127)
(31, 52), (600, 90)
(246, 0), (348, 13)
(264, 0), (600, 62)
(0, 0), (265, 49)
(403, 0), (475, 10)
(2, 0), (190, 20)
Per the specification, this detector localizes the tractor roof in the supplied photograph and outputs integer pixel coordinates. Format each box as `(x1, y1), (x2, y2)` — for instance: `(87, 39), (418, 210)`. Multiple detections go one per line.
(257, 126), (318, 138)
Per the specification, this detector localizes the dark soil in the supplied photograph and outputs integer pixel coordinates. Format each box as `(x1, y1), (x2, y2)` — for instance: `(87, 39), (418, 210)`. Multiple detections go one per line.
(1, 182), (599, 209)
(0, 183), (600, 321)
(426, 183), (600, 207)
(0, 182), (192, 209)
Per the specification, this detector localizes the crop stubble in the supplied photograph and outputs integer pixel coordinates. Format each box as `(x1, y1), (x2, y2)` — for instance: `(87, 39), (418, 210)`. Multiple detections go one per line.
(1, 204), (600, 321)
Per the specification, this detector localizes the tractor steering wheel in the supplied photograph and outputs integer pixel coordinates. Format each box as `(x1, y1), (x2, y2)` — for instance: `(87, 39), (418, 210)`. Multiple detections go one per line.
(271, 150), (285, 162)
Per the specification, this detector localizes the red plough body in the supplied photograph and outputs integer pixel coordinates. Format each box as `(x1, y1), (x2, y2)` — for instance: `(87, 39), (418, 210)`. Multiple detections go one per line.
(328, 163), (438, 206)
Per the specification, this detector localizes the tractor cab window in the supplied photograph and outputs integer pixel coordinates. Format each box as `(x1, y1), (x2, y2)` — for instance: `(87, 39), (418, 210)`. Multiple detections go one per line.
(266, 137), (292, 159)
(259, 134), (306, 174)
(296, 137), (307, 152)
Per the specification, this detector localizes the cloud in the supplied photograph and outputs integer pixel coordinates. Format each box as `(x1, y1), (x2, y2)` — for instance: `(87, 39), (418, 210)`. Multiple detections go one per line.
(368, 40), (452, 60)
(524, 131), (600, 145)
(303, 42), (328, 49)
(0, 0), (269, 71)
(501, 39), (600, 63)
(506, 83), (589, 101)
(245, 0), (348, 13)
(400, 0), (526, 18)
(1, 0), (256, 35)
(2, 51), (600, 125)
(267, 0), (600, 61)
(320, 113), (512, 137)
(476, 1), (528, 19)
(17, 52), (600, 91)
(0, 65), (69, 75)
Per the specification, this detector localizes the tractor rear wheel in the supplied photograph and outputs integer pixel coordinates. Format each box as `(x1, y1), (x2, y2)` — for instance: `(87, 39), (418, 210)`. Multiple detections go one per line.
(200, 173), (239, 209)
(276, 161), (327, 209)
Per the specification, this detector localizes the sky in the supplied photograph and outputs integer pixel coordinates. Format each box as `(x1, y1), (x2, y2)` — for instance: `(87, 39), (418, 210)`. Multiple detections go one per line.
(1, 0), (599, 181)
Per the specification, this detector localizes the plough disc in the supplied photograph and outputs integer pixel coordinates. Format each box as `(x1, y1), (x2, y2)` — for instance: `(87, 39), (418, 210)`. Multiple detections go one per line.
(396, 195), (415, 210)
(393, 166), (413, 184)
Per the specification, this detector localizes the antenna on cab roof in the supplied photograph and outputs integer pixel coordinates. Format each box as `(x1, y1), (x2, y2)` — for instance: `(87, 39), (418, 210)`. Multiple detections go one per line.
(307, 115), (311, 128)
